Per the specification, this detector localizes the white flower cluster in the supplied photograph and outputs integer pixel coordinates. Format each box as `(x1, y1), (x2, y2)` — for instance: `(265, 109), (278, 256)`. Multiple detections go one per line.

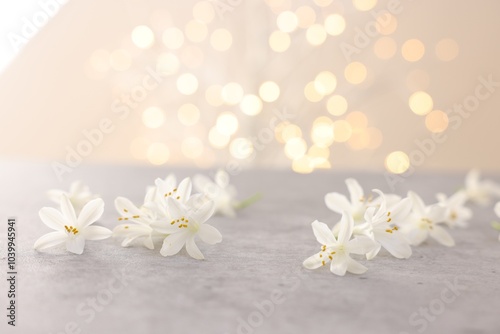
(34, 170), (245, 258)
(303, 170), (500, 277)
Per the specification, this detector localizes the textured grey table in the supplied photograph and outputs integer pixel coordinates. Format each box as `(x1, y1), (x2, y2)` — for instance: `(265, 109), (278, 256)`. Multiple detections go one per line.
(1, 162), (499, 334)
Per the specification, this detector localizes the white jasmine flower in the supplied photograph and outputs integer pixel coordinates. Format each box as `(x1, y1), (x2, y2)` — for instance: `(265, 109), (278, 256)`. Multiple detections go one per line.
(357, 190), (413, 260)
(151, 197), (222, 260)
(193, 170), (239, 217)
(400, 191), (454, 247)
(494, 202), (500, 242)
(34, 195), (111, 254)
(436, 190), (472, 228)
(325, 178), (400, 224)
(464, 169), (500, 206)
(113, 195), (158, 250)
(47, 181), (98, 214)
(303, 213), (377, 276)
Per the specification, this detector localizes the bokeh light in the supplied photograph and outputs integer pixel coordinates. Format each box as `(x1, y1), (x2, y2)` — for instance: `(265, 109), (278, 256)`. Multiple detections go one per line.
(425, 110), (449, 133)
(209, 127), (230, 148)
(230, 138), (254, 159)
(109, 49), (132, 71)
(295, 6), (316, 28)
(277, 11), (298, 33)
(176, 73), (199, 95)
(222, 82), (244, 105)
(211, 29), (233, 52)
(142, 107), (165, 129)
(156, 53), (180, 76)
(259, 81), (280, 102)
(147, 143), (170, 165)
(376, 13), (397, 35)
(162, 27), (184, 50)
(353, 0), (377, 11)
(435, 38), (459, 61)
(182, 137), (204, 159)
(205, 85), (224, 107)
(306, 24), (327, 46)
(344, 62), (367, 84)
(285, 137), (307, 159)
(193, 1), (215, 23)
(131, 25), (155, 49)
(185, 19), (208, 43)
(240, 94), (263, 116)
(178, 103), (200, 126)
(327, 95), (348, 116)
(216, 112), (239, 136)
(324, 14), (346, 36)
(385, 151), (410, 174)
(333, 120), (352, 142)
(269, 30), (291, 53)
(409, 91), (433, 115)
(373, 37), (397, 60)
(314, 71), (337, 95)
(402, 39), (425, 62)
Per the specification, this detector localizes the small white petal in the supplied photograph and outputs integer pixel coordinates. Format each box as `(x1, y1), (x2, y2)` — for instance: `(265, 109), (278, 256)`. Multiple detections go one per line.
(303, 253), (323, 269)
(330, 253), (348, 276)
(150, 222), (182, 234)
(324, 193), (351, 214)
(389, 197), (412, 222)
(376, 231), (412, 259)
(402, 225), (428, 246)
(83, 226), (112, 240)
(160, 232), (189, 257)
(337, 212), (354, 245)
(346, 257), (368, 275)
(430, 225), (455, 247)
(177, 178), (193, 203)
(60, 194), (77, 224)
(346, 178), (364, 205)
(347, 236), (377, 255)
(408, 191), (427, 217)
(190, 200), (216, 224)
(143, 236), (155, 250)
(215, 169), (230, 188)
(198, 224), (222, 245)
(66, 236), (86, 254)
(366, 243), (382, 260)
(34, 231), (67, 251)
(311, 221), (336, 245)
(166, 197), (185, 219)
(115, 197), (143, 216)
(186, 236), (205, 260)
(77, 198), (104, 228)
(495, 202), (500, 218)
(39, 207), (67, 231)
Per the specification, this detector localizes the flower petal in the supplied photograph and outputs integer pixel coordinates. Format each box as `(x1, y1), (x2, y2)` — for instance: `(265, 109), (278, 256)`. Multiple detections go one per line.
(47, 189), (65, 204)
(150, 221), (182, 234)
(427, 204), (447, 224)
(389, 197), (412, 222)
(215, 170), (230, 188)
(329, 253), (348, 276)
(198, 224), (222, 244)
(77, 198), (104, 228)
(186, 236), (205, 260)
(34, 231), (67, 251)
(402, 225), (428, 246)
(177, 177), (193, 204)
(408, 191), (426, 217)
(115, 197), (143, 216)
(60, 194), (77, 224)
(303, 252), (323, 270)
(430, 225), (455, 247)
(311, 220), (336, 245)
(346, 257), (368, 275)
(376, 231), (412, 259)
(366, 243), (382, 260)
(337, 212), (354, 244)
(347, 236), (376, 255)
(495, 202), (500, 218)
(190, 200), (215, 224)
(143, 236), (155, 250)
(82, 226), (112, 240)
(160, 232), (189, 257)
(346, 178), (364, 205)
(324, 193), (351, 214)
(66, 236), (86, 255)
(39, 207), (67, 231)
(166, 197), (186, 220)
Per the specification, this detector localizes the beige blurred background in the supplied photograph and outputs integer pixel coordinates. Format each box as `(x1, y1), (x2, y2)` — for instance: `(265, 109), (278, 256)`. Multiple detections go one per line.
(0, 0), (499, 175)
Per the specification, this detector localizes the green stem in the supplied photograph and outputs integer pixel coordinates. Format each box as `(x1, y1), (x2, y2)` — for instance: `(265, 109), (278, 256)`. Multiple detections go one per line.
(235, 193), (263, 210)
(491, 221), (500, 231)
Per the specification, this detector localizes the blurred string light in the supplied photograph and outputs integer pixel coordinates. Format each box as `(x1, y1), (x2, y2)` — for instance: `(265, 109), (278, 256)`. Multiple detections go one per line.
(88, 0), (460, 174)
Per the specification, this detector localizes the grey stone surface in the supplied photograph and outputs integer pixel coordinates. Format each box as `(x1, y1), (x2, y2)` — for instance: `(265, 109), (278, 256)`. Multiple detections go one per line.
(0, 162), (499, 334)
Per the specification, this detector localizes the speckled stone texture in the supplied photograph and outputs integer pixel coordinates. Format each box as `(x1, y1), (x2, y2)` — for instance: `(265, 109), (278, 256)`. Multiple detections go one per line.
(0, 162), (499, 334)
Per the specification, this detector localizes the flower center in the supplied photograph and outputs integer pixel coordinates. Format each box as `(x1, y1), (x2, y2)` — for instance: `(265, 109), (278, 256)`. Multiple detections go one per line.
(64, 225), (79, 235)
(170, 216), (190, 229)
(450, 211), (457, 221)
(164, 188), (181, 200)
(319, 245), (336, 266)
(419, 218), (433, 230)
